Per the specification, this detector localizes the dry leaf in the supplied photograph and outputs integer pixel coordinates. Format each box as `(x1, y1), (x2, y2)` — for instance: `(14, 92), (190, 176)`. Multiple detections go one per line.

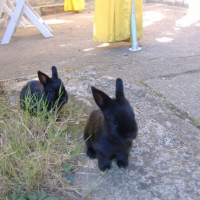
(177, 136), (182, 141)
(74, 160), (82, 166)
(176, 112), (181, 117)
(56, 123), (68, 132)
(60, 123), (68, 132)
(187, 142), (191, 146)
(77, 160), (82, 166)
(195, 155), (200, 160)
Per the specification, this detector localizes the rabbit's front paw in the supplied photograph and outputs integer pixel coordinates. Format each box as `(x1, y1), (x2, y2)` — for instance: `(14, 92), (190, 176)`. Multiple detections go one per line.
(116, 159), (128, 169)
(87, 147), (96, 159)
(99, 163), (111, 171)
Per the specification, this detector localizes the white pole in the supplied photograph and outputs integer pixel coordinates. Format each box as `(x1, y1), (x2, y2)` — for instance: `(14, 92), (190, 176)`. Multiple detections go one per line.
(129, 0), (141, 51)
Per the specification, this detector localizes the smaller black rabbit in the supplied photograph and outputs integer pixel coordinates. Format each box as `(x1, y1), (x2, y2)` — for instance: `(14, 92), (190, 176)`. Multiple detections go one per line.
(84, 78), (138, 171)
(20, 66), (68, 112)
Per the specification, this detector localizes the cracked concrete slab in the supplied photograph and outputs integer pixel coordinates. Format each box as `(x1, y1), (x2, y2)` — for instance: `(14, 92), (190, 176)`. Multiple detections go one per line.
(144, 72), (200, 122)
(68, 71), (200, 200)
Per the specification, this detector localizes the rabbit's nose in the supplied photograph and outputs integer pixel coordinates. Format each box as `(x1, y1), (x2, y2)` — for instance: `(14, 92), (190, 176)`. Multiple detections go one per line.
(127, 131), (137, 139)
(131, 131), (137, 139)
(126, 132), (132, 138)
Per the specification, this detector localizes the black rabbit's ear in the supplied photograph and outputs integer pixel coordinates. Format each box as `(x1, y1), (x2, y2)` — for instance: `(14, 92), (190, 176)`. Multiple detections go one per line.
(115, 78), (124, 101)
(38, 71), (51, 86)
(52, 66), (58, 79)
(91, 86), (111, 110)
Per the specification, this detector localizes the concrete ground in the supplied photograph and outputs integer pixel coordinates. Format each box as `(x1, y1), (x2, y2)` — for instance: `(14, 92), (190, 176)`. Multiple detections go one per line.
(1, 2), (200, 200)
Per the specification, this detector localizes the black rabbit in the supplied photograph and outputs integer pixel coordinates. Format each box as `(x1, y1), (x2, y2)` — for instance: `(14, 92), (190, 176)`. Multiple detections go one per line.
(20, 66), (68, 113)
(84, 78), (138, 171)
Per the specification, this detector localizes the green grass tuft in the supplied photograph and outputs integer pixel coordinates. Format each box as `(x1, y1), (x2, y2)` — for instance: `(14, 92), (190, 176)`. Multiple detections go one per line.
(0, 91), (87, 199)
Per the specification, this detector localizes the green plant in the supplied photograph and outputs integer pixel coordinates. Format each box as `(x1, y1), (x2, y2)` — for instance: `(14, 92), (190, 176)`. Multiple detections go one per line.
(84, 170), (110, 197)
(21, 85), (65, 116)
(62, 68), (72, 73)
(9, 191), (59, 200)
(191, 118), (200, 128)
(0, 81), (5, 95)
(159, 98), (171, 105)
(0, 91), (87, 199)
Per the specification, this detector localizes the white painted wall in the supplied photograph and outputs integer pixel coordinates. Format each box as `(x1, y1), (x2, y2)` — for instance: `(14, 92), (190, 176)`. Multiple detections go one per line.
(27, 0), (63, 6)
(144, 0), (188, 6)
(27, 0), (189, 7)
(28, 0), (91, 6)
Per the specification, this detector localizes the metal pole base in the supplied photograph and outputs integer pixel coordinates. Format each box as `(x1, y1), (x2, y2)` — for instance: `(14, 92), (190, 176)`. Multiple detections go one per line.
(129, 43), (141, 52)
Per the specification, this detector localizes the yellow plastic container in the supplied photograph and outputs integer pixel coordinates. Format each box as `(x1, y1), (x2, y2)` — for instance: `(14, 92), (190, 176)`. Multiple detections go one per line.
(64, 0), (85, 12)
(93, 0), (143, 43)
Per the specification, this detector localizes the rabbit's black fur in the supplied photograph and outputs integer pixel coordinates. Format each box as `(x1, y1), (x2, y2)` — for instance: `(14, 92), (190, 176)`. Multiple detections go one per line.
(84, 78), (138, 171)
(20, 66), (68, 112)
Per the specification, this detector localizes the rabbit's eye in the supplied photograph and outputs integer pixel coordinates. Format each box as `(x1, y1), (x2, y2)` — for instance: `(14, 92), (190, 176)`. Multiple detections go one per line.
(114, 121), (118, 126)
(52, 91), (55, 95)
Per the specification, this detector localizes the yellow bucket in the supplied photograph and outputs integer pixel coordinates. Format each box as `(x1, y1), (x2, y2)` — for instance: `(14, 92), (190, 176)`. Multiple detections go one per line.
(93, 0), (143, 43)
(64, 0), (85, 12)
